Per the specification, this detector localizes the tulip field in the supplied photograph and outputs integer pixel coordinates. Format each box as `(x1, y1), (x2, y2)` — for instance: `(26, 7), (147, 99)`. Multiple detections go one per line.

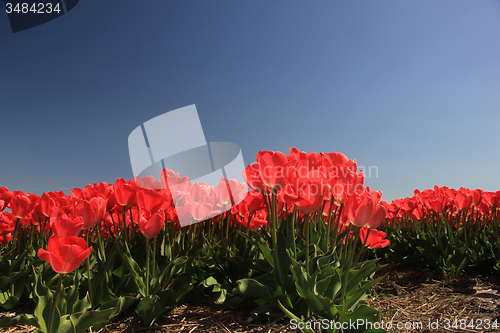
(0, 148), (499, 332)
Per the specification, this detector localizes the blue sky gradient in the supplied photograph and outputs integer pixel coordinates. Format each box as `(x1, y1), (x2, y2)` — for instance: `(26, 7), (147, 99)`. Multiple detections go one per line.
(1, 0), (500, 202)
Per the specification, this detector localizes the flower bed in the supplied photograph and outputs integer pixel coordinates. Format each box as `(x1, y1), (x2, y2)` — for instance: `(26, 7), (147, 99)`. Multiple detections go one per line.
(0, 148), (498, 333)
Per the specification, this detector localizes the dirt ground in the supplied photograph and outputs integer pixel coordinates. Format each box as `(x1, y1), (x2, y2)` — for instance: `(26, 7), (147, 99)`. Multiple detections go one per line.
(1, 261), (499, 333)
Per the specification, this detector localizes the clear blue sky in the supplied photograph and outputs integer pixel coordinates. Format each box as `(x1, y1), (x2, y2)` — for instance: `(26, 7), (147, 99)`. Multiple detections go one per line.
(1, 0), (500, 203)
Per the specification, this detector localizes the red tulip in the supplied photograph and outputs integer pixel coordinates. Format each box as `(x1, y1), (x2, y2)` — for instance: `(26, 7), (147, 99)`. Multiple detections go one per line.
(283, 170), (328, 214)
(222, 178), (247, 206)
(454, 190), (473, 212)
(0, 234), (13, 246)
(9, 192), (39, 219)
(0, 212), (15, 236)
(113, 178), (139, 208)
(235, 209), (268, 230)
(286, 148), (319, 179)
(160, 168), (191, 201)
(38, 235), (92, 274)
(50, 215), (84, 237)
(231, 191), (266, 216)
(243, 151), (295, 194)
(39, 193), (57, 218)
(366, 203), (387, 229)
(359, 226), (389, 249)
(482, 191), (500, 209)
(77, 196), (107, 229)
(344, 192), (376, 227)
(134, 175), (162, 190)
(0, 187), (12, 211)
(137, 208), (165, 238)
(242, 163), (268, 193)
(136, 188), (168, 213)
(175, 191), (221, 226)
(470, 189), (483, 206)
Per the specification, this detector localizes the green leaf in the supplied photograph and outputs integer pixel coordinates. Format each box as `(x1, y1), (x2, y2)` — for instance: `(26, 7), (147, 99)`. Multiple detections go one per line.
(291, 263), (309, 298)
(34, 275), (53, 333)
(305, 289), (338, 319)
(136, 295), (164, 327)
(71, 307), (114, 333)
(0, 314), (39, 328)
(0, 270), (30, 290)
(64, 271), (80, 315)
(99, 294), (139, 322)
(0, 295), (20, 310)
(57, 315), (76, 333)
(117, 245), (146, 296)
(277, 299), (315, 333)
(238, 231), (274, 267)
(273, 225), (290, 286)
(236, 278), (278, 307)
(341, 304), (387, 333)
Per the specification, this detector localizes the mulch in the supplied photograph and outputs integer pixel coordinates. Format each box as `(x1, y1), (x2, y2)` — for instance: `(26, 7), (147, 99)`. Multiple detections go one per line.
(1, 262), (499, 332)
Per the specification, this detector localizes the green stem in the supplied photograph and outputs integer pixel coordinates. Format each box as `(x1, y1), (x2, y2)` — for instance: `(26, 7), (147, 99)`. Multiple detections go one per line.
(85, 233), (93, 303)
(146, 237), (150, 296)
(305, 214), (310, 275)
(49, 274), (63, 333)
(291, 207), (298, 260)
(122, 209), (129, 244)
(152, 236), (157, 279)
(340, 225), (355, 321)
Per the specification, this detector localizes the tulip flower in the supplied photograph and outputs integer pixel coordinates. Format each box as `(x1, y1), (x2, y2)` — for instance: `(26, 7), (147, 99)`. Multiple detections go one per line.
(283, 170), (329, 214)
(222, 178), (247, 206)
(365, 203), (387, 229)
(0, 187), (12, 211)
(482, 191), (500, 209)
(0, 212), (15, 236)
(50, 215), (84, 237)
(243, 151), (295, 193)
(0, 234), (13, 245)
(234, 210), (268, 230)
(38, 235), (92, 274)
(242, 163), (268, 193)
(138, 208), (165, 239)
(9, 192), (39, 219)
(134, 175), (162, 190)
(136, 188), (171, 213)
(359, 226), (389, 249)
(77, 196), (107, 229)
(0, 234), (14, 245)
(344, 192), (376, 227)
(231, 191), (266, 216)
(39, 193), (57, 218)
(454, 191), (473, 212)
(113, 178), (139, 208)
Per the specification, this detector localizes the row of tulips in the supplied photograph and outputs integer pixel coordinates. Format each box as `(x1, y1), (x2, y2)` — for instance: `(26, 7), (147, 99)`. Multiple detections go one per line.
(387, 185), (500, 219)
(0, 148), (397, 333)
(377, 185), (500, 277)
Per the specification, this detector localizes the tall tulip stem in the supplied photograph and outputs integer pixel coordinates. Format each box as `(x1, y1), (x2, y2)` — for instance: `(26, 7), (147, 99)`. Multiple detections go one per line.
(85, 233), (93, 303)
(305, 214), (310, 275)
(146, 237), (150, 296)
(122, 210), (128, 244)
(49, 274), (63, 333)
(152, 236), (157, 279)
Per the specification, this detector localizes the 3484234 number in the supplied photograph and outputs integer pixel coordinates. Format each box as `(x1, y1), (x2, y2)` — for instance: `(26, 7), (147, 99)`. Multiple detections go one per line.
(442, 318), (498, 330)
(5, 3), (61, 14)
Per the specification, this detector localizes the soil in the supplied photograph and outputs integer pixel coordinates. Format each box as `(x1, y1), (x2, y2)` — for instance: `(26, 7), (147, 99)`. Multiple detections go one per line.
(1, 261), (499, 333)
